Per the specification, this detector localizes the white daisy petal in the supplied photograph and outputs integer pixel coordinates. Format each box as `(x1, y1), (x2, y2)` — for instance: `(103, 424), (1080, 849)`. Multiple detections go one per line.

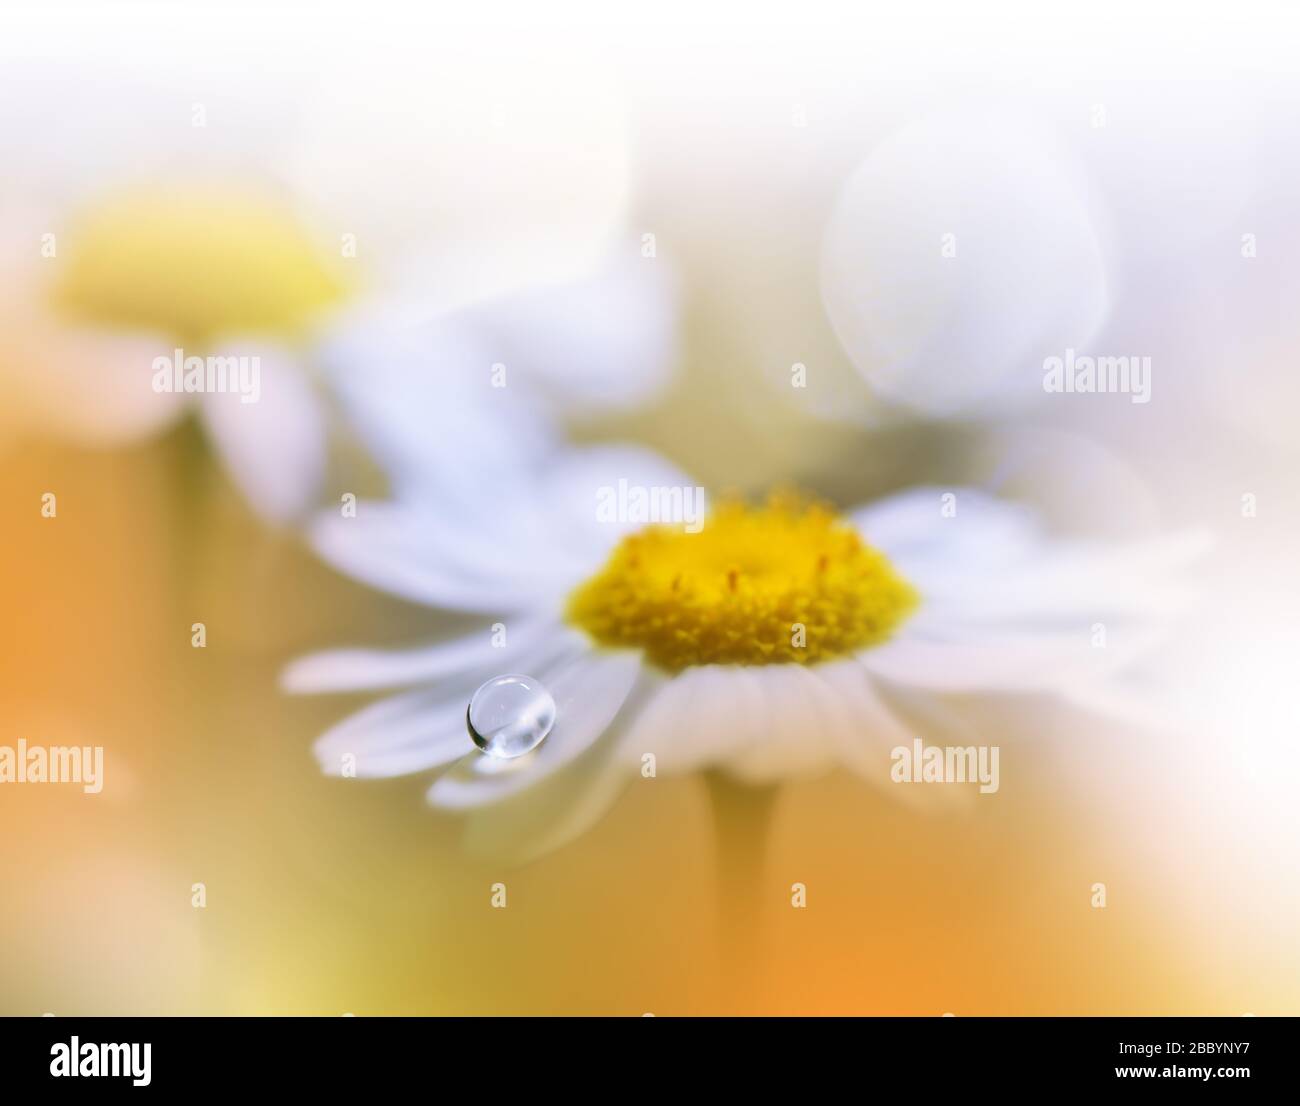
(281, 616), (568, 694)
(864, 679), (984, 812)
(951, 532), (1210, 620)
(856, 487), (1209, 634)
(319, 313), (560, 514)
(717, 665), (838, 785)
(427, 649), (643, 809)
(851, 485), (1042, 567)
(618, 666), (762, 778)
(307, 502), (575, 612)
(538, 442), (703, 562)
(908, 532), (1211, 634)
(779, 662), (866, 772)
(463, 248), (678, 413)
(815, 662), (977, 811)
(198, 344), (326, 524)
(4, 321), (188, 446)
(860, 632), (1103, 693)
(813, 660), (918, 784)
(877, 679), (1038, 749)
(313, 687), (476, 779)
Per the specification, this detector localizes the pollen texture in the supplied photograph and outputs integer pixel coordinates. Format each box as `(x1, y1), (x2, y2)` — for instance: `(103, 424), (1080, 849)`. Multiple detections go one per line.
(566, 493), (919, 671)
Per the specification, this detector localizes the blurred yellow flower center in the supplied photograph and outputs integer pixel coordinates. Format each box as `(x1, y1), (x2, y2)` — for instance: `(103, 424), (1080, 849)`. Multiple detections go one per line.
(52, 186), (346, 342)
(566, 494), (918, 671)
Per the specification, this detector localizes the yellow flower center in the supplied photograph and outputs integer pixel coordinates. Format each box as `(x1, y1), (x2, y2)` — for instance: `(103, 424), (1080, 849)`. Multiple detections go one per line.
(566, 493), (919, 671)
(51, 185), (347, 343)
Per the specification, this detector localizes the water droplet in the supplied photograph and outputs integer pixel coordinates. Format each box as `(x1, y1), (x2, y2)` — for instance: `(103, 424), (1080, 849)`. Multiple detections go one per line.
(467, 674), (556, 759)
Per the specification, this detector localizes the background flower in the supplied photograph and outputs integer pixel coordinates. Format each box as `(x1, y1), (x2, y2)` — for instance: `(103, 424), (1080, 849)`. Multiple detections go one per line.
(0, 9), (637, 522)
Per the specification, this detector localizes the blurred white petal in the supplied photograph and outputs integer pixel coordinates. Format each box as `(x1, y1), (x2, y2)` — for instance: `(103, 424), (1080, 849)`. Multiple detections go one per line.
(815, 660), (919, 768)
(4, 325), (188, 445)
(852, 485), (1043, 566)
(534, 442), (702, 563)
(282, 615), (561, 695)
(320, 311), (560, 510)
(854, 485), (1207, 627)
(617, 666), (763, 778)
(813, 661), (970, 810)
(860, 634), (1106, 694)
(308, 501), (581, 612)
(313, 685), (478, 778)
(461, 249), (679, 414)
(199, 345), (325, 524)
(715, 664), (838, 784)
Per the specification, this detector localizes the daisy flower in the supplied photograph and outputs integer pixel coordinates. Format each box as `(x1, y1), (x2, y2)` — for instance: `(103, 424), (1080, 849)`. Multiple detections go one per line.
(286, 440), (1201, 861)
(0, 13), (638, 520)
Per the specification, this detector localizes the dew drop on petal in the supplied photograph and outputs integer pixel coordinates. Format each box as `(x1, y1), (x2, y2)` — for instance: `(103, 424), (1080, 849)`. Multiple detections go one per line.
(466, 674), (556, 759)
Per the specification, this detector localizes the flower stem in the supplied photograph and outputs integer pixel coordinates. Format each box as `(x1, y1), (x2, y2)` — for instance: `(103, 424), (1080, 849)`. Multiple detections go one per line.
(704, 770), (779, 1014)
